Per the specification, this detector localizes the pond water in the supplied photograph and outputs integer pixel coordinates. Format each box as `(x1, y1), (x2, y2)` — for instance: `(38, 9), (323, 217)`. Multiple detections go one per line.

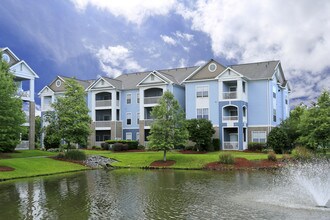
(0, 169), (329, 219)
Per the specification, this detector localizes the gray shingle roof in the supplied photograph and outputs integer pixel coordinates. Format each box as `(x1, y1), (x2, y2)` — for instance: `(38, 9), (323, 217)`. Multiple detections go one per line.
(59, 76), (92, 89)
(103, 77), (123, 89)
(230, 60), (279, 80)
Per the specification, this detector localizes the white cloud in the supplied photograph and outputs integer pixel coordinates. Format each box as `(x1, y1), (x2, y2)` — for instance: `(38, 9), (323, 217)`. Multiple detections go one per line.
(160, 35), (177, 45)
(175, 31), (194, 41)
(70, 0), (177, 25)
(194, 60), (206, 66)
(96, 45), (145, 78)
(177, 0), (330, 106)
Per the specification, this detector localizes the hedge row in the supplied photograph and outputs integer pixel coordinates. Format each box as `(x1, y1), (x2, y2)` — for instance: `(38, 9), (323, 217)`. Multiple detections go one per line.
(248, 142), (266, 152)
(105, 140), (139, 150)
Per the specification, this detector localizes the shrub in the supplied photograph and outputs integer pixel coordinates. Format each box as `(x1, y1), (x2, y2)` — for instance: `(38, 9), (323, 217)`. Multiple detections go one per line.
(106, 140), (138, 150)
(219, 153), (235, 164)
(64, 150), (86, 161)
(267, 151), (277, 161)
(47, 148), (60, 152)
(137, 144), (145, 150)
(248, 142), (266, 152)
(282, 154), (291, 162)
(112, 143), (129, 152)
(101, 142), (109, 150)
(207, 144), (215, 152)
(44, 133), (61, 150)
(92, 145), (102, 150)
(291, 146), (313, 161)
(212, 138), (220, 151)
(56, 152), (65, 159)
(267, 127), (290, 154)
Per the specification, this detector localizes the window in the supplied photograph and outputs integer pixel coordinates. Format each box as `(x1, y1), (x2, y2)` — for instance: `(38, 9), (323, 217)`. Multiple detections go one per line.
(55, 80), (61, 87)
(273, 109), (276, 122)
(243, 107), (246, 117)
(137, 93), (140, 103)
(126, 132), (132, 140)
(197, 108), (208, 119)
(136, 132), (139, 141)
(126, 112), (132, 125)
(242, 81), (246, 93)
(229, 86), (237, 92)
(137, 113), (140, 125)
(196, 86), (208, 98)
(208, 63), (217, 72)
(126, 93), (131, 104)
(252, 131), (267, 143)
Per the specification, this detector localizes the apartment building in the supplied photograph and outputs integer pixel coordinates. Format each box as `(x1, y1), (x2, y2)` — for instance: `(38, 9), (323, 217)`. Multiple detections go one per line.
(39, 59), (290, 150)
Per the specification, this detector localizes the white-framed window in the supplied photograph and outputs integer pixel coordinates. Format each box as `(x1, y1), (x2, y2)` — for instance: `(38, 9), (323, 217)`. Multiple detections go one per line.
(252, 131), (267, 143)
(126, 132), (132, 140)
(197, 108), (209, 119)
(136, 132), (139, 141)
(137, 112), (140, 125)
(208, 63), (217, 72)
(137, 93), (140, 103)
(196, 86), (208, 98)
(56, 80), (61, 87)
(273, 109), (276, 122)
(126, 112), (132, 125)
(126, 93), (131, 104)
(242, 81), (246, 93)
(229, 86), (237, 92)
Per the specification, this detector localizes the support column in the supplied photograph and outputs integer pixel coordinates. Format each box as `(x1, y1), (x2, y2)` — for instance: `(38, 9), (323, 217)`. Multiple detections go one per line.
(29, 102), (35, 150)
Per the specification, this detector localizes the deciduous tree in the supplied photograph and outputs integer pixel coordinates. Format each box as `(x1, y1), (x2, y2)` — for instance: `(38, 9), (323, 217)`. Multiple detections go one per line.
(186, 118), (215, 151)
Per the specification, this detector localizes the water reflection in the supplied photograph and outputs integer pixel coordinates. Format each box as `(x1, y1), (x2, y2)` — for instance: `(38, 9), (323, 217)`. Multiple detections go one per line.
(0, 169), (328, 219)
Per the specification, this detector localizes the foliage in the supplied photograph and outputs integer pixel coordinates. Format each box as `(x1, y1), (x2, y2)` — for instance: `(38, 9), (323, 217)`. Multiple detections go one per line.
(112, 143), (129, 151)
(47, 79), (91, 150)
(291, 146), (313, 161)
(64, 150), (86, 161)
(219, 153), (235, 164)
(248, 142), (266, 152)
(43, 114), (61, 150)
(106, 140), (139, 150)
(92, 145), (102, 150)
(148, 91), (189, 161)
(267, 151), (277, 161)
(0, 55), (25, 152)
(267, 127), (289, 154)
(297, 91), (330, 152)
(101, 142), (109, 150)
(35, 116), (42, 147)
(212, 138), (220, 151)
(186, 119), (215, 151)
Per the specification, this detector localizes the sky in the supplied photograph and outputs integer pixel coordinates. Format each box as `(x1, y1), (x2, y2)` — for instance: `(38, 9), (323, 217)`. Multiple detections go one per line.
(1, 0), (329, 107)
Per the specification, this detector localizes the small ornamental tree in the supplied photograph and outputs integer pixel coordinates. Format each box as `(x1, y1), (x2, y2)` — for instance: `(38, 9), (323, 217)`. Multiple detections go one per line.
(0, 54), (25, 152)
(187, 118), (215, 151)
(51, 78), (91, 150)
(148, 91), (189, 161)
(267, 127), (289, 154)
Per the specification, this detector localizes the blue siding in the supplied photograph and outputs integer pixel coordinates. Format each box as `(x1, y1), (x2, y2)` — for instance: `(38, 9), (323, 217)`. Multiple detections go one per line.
(121, 90), (140, 129)
(248, 80), (269, 126)
(173, 85), (185, 110)
(123, 129), (140, 140)
(185, 83), (197, 119)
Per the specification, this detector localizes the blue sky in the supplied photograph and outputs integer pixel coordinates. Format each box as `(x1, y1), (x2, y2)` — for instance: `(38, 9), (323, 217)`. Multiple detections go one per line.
(1, 0), (329, 107)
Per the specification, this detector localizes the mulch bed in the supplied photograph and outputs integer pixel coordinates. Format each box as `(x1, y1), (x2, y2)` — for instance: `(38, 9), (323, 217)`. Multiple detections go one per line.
(0, 166), (15, 172)
(150, 160), (176, 167)
(204, 157), (283, 170)
(179, 150), (207, 154)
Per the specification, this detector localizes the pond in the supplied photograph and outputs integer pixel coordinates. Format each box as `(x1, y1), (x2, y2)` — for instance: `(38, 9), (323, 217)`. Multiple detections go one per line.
(0, 169), (329, 219)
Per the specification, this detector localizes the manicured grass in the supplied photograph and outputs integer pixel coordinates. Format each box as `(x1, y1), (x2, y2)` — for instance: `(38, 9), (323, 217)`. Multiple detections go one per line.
(3, 150), (57, 158)
(83, 150), (272, 169)
(0, 157), (89, 180)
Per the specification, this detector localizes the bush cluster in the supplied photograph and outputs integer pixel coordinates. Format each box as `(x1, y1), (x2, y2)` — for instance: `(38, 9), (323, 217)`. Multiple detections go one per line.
(219, 153), (235, 164)
(106, 140), (138, 150)
(64, 150), (86, 161)
(112, 143), (129, 151)
(248, 142), (266, 152)
(267, 151), (277, 161)
(212, 138), (220, 151)
(92, 145), (102, 150)
(291, 146), (313, 161)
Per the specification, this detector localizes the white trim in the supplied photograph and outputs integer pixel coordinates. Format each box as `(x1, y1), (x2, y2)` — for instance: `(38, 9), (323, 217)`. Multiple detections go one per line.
(38, 86), (54, 96)
(247, 125), (272, 128)
(126, 132), (132, 140)
(215, 67), (244, 79)
(196, 85), (209, 98)
(126, 112), (132, 125)
(1, 47), (20, 61)
(208, 63), (217, 72)
(182, 78), (217, 83)
(136, 71), (172, 87)
(126, 93), (132, 104)
(86, 77), (115, 91)
(10, 60), (39, 78)
(222, 126), (239, 150)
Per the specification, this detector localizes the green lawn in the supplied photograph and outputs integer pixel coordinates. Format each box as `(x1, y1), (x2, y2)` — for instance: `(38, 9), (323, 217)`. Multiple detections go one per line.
(0, 150), (89, 181)
(84, 150), (271, 169)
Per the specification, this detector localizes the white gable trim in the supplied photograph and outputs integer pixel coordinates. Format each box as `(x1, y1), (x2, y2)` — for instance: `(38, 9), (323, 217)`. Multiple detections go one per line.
(136, 71), (172, 87)
(86, 77), (115, 91)
(10, 60), (39, 78)
(38, 86), (54, 96)
(1, 47), (20, 61)
(215, 67), (244, 79)
(181, 65), (203, 84)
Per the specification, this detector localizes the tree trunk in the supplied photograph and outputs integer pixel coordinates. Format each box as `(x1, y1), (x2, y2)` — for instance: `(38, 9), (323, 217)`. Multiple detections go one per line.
(163, 149), (167, 162)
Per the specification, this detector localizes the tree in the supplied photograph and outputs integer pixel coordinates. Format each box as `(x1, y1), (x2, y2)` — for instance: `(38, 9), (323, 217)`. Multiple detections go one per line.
(43, 112), (61, 150)
(148, 91), (189, 161)
(267, 127), (289, 154)
(35, 116), (42, 148)
(0, 54), (25, 152)
(298, 91), (330, 153)
(50, 78), (91, 150)
(186, 118), (215, 151)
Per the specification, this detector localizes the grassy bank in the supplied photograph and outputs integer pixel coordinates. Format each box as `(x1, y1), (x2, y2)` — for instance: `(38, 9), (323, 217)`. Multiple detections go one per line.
(84, 150), (272, 169)
(0, 150), (89, 181)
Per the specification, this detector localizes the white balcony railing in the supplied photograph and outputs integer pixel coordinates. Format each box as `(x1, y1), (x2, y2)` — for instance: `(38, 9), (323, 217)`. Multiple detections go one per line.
(222, 92), (237, 99)
(144, 119), (154, 126)
(95, 121), (111, 128)
(17, 90), (30, 99)
(222, 116), (238, 121)
(96, 100), (112, 107)
(144, 96), (161, 104)
(223, 142), (239, 150)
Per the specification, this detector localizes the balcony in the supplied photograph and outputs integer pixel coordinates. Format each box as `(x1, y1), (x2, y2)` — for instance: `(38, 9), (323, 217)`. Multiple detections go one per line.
(95, 121), (111, 128)
(144, 119), (154, 126)
(144, 96), (161, 104)
(96, 100), (112, 107)
(222, 92), (237, 99)
(223, 142), (239, 150)
(223, 116), (238, 121)
(17, 90), (30, 100)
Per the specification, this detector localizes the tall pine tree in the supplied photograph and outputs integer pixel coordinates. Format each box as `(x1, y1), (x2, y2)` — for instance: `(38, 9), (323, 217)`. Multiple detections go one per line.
(0, 54), (25, 152)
